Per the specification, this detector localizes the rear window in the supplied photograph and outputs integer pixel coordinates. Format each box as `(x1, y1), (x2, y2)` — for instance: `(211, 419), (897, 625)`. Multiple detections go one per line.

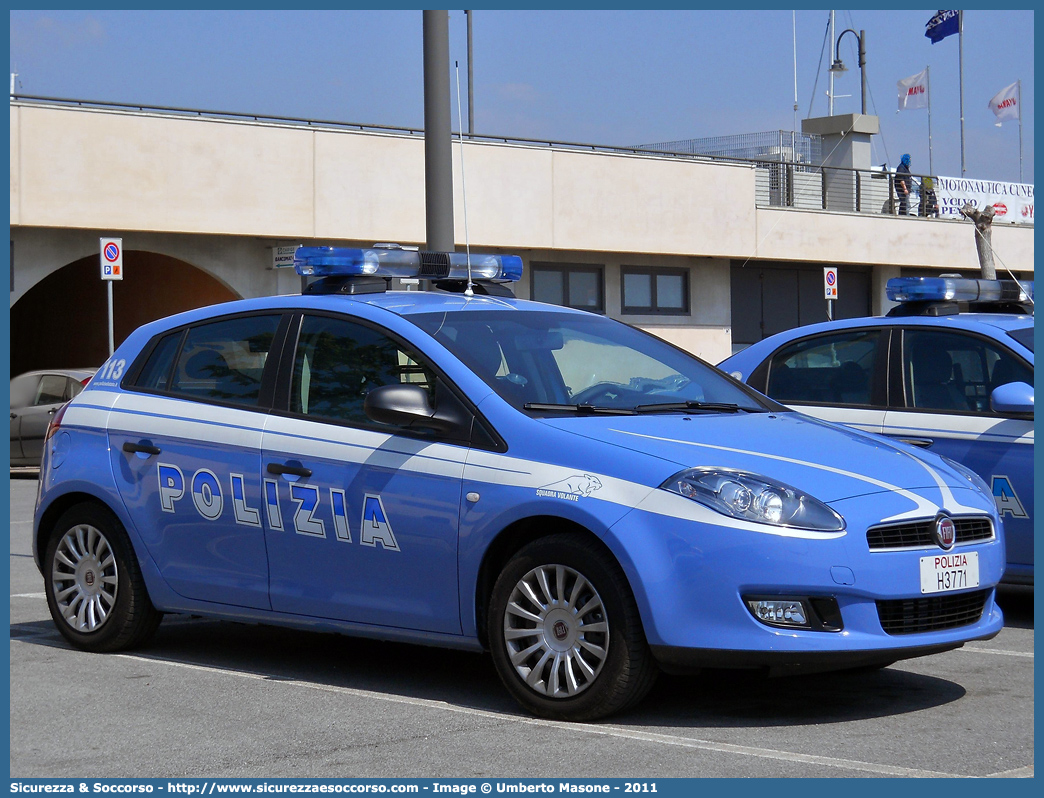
(129, 315), (281, 408)
(168, 316), (280, 407)
(1008, 326), (1034, 353)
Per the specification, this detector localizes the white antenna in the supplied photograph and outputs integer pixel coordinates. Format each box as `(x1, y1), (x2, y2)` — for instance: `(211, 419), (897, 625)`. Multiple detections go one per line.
(453, 60), (474, 298)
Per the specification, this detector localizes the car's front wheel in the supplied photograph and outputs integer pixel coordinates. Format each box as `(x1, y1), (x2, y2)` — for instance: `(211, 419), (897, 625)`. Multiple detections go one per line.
(488, 534), (657, 721)
(44, 503), (161, 652)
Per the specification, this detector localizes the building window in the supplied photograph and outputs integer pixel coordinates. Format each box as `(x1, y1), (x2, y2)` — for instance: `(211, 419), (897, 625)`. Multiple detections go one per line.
(531, 263), (604, 313)
(621, 267), (689, 315)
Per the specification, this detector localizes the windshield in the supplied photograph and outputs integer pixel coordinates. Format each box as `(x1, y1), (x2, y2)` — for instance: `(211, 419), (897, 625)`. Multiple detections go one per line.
(410, 310), (774, 413)
(1008, 325), (1034, 353)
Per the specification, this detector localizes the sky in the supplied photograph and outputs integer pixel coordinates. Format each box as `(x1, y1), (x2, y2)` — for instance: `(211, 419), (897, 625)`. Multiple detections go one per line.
(8, 8), (1035, 184)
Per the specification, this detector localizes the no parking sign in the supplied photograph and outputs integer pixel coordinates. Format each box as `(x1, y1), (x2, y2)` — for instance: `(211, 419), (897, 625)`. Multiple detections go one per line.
(100, 237), (124, 280)
(824, 267), (838, 299)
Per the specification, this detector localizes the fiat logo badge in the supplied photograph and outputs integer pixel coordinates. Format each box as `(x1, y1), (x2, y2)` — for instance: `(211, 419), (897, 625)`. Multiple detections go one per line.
(84, 570), (95, 587)
(552, 620), (569, 640)
(933, 515), (956, 551)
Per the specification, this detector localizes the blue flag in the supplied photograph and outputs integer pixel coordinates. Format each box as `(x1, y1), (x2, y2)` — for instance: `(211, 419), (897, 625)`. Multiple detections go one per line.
(925, 10), (960, 43)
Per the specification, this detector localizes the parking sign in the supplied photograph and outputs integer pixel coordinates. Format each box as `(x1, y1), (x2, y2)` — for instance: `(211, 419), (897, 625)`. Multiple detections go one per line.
(824, 267), (838, 299)
(100, 237), (124, 281)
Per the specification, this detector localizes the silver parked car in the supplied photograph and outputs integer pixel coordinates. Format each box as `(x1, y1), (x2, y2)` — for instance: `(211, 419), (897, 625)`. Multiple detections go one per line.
(10, 369), (95, 468)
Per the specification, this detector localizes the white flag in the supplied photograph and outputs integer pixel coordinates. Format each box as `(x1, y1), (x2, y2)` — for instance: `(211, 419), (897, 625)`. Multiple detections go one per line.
(988, 82), (1019, 122)
(897, 69), (929, 111)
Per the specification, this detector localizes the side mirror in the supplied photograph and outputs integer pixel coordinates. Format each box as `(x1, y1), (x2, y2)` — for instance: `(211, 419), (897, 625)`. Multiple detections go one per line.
(363, 383), (455, 432)
(990, 381), (1034, 415)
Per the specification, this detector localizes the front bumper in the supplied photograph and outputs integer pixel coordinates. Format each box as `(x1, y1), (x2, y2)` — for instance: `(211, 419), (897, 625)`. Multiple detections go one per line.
(607, 486), (1005, 668)
(651, 639), (984, 676)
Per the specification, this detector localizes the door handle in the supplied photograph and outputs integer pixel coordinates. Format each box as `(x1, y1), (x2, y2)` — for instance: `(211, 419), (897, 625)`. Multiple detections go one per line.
(10, 413), (15, 420)
(266, 462), (313, 479)
(896, 437), (934, 449)
(123, 441), (162, 456)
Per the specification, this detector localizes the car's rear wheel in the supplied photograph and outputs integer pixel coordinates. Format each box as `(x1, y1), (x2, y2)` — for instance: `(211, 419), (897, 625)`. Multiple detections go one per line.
(44, 503), (161, 652)
(488, 534), (657, 721)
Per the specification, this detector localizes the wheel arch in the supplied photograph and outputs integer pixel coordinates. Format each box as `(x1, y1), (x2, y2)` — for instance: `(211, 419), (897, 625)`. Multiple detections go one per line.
(473, 514), (629, 650)
(34, 489), (116, 572)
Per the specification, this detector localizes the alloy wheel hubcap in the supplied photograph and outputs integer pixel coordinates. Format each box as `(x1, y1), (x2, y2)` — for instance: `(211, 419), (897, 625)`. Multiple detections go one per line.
(502, 563), (609, 698)
(50, 524), (118, 633)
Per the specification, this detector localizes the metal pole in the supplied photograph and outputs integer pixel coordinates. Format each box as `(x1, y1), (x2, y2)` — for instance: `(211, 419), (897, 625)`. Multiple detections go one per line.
(792, 11), (798, 131)
(828, 11), (835, 116)
(958, 10), (966, 176)
(1018, 79), (1023, 183)
(466, 10), (474, 136)
(107, 281), (114, 356)
(422, 10), (455, 253)
(927, 65), (934, 176)
(858, 30), (866, 115)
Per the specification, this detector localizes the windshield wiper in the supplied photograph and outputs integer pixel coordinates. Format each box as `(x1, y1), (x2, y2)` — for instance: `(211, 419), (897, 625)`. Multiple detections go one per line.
(524, 402), (637, 416)
(635, 400), (745, 414)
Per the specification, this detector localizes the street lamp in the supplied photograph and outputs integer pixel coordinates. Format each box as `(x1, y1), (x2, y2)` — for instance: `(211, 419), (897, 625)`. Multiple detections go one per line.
(829, 28), (866, 115)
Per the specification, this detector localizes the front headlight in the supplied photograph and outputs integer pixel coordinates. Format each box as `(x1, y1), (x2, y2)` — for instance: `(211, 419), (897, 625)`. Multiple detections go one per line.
(939, 456), (993, 498)
(662, 468), (845, 531)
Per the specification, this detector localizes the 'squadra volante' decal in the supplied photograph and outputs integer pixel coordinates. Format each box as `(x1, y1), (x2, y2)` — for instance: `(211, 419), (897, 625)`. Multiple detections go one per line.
(536, 474), (603, 502)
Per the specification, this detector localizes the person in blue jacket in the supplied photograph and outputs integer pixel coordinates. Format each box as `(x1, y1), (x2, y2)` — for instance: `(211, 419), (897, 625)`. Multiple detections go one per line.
(895, 154), (913, 215)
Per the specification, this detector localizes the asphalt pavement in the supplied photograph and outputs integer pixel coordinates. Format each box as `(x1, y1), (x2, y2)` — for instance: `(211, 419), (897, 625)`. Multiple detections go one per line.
(8, 475), (1034, 778)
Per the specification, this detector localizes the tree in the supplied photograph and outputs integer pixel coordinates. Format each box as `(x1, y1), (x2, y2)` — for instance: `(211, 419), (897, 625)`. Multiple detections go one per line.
(958, 203), (996, 280)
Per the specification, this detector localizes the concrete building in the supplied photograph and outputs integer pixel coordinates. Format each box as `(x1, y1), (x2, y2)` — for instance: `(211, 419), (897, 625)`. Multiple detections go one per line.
(9, 98), (1034, 375)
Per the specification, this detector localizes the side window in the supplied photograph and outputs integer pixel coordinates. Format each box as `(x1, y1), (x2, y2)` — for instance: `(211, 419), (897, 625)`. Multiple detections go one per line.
(766, 329), (881, 406)
(168, 315), (281, 407)
(904, 329), (1032, 413)
(35, 375), (68, 406)
(131, 331), (184, 392)
(10, 375), (40, 409)
(291, 315), (436, 426)
(67, 377), (86, 399)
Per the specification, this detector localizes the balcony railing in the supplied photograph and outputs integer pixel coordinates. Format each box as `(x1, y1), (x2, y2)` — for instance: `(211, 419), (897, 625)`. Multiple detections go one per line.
(756, 162), (941, 217)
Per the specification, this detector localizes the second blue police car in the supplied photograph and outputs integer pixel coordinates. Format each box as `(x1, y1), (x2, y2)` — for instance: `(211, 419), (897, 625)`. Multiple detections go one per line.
(720, 276), (1033, 586)
(35, 249), (1005, 721)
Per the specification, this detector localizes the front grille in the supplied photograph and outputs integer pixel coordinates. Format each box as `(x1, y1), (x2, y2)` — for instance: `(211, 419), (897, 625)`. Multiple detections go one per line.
(866, 517), (993, 550)
(877, 589), (989, 635)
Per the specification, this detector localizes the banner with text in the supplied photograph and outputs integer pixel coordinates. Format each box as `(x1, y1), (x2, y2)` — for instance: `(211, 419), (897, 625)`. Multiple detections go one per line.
(934, 175), (1034, 225)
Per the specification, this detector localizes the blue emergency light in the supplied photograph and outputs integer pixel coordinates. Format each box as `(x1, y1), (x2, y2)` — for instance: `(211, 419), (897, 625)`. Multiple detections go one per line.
(887, 276), (1033, 305)
(293, 246), (523, 283)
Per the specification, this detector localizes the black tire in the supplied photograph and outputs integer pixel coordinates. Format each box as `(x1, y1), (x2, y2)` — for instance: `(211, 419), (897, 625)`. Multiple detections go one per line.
(487, 534), (658, 721)
(44, 502), (162, 652)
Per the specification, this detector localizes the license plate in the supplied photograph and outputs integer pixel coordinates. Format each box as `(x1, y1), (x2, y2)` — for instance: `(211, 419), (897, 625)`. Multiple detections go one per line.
(920, 551), (979, 594)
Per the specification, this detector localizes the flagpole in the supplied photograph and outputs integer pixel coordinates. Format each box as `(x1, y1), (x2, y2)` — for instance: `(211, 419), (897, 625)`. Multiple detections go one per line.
(1017, 79), (1023, 183)
(927, 65), (934, 176)
(958, 10), (965, 176)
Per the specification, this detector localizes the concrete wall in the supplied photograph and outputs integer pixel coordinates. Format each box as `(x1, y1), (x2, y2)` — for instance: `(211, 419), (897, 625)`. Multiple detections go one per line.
(13, 102), (1030, 273)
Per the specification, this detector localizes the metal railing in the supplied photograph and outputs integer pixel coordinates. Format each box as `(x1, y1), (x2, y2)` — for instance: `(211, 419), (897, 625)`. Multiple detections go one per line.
(754, 162), (953, 218)
(639, 130), (822, 166)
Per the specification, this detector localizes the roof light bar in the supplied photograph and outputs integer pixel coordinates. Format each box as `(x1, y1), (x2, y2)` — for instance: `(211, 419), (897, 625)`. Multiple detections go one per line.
(887, 277), (1033, 304)
(293, 246), (522, 283)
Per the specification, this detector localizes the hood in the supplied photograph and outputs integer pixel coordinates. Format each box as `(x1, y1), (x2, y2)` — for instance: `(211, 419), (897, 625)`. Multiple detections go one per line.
(539, 411), (972, 505)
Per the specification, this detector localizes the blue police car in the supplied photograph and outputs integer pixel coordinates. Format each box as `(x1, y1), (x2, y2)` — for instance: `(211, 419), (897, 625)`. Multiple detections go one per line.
(35, 250), (1005, 721)
(721, 276), (1033, 586)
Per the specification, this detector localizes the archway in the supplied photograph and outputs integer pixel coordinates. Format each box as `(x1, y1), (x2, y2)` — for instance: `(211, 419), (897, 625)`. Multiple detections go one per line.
(10, 251), (239, 376)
